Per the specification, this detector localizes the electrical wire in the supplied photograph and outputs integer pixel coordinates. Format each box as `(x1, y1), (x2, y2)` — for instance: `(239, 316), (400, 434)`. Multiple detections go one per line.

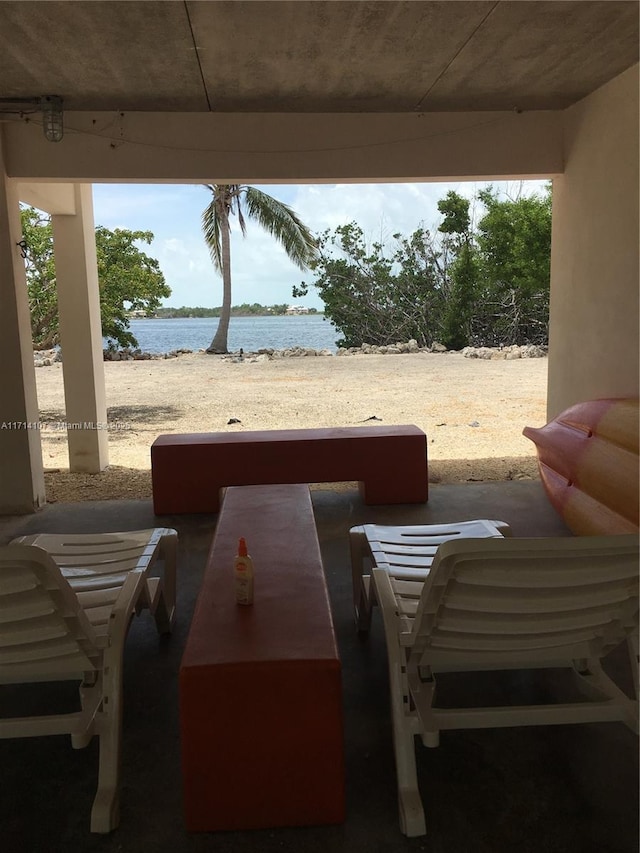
(0, 110), (514, 156)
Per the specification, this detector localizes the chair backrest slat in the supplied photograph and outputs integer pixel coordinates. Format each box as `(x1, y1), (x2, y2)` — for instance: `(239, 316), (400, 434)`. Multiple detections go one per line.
(413, 535), (639, 662)
(0, 546), (99, 682)
(447, 579), (636, 612)
(14, 530), (165, 575)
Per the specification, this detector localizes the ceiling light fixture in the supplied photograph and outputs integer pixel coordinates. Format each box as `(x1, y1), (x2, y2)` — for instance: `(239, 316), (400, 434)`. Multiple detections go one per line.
(0, 95), (64, 142)
(40, 96), (64, 142)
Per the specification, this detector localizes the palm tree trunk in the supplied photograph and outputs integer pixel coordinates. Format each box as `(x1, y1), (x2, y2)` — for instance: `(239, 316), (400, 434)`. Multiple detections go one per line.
(207, 204), (232, 353)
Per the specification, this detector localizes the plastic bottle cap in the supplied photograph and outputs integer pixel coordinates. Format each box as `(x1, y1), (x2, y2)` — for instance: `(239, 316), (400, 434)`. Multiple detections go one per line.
(238, 537), (248, 557)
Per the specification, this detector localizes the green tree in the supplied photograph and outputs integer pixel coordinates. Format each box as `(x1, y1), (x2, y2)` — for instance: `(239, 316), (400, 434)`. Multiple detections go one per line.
(96, 226), (171, 346)
(21, 207), (58, 348)
(201, 185), (318, 353)
(294, 223), (396, 348)
(437, 191), (478, 349)
(295, 222), (444, 348)
(294, 185), (552, 350)
(475, 185), (552, 344)
(387, 227), (447, 345)
(20, 207), (170, 349)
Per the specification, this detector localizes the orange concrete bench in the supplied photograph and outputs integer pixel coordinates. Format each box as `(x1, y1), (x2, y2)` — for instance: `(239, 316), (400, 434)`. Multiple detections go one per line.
(151, 424), (428, 514)
(180, 483), (345, 832)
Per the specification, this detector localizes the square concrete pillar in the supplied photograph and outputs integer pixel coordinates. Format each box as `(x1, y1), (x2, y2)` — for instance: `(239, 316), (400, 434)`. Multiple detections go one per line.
(52, 184), (108, 472)
(0, 149), (46, 513)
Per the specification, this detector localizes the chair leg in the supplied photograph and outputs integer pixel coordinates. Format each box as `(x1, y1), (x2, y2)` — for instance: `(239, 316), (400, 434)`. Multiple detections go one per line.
(349, 526), (373, 632)
(90, 647), (124, 831)
(90, 725), (121, 833)
(90, 749), (120, 830)
(388, 663), (426, 836)
(413, 673), (440, 748)
(91, 754), (121, 831)
(393, 716), (427, 837)
(573, 658), (639, 734)
(71, 678), (100, 749)
(140, 529), (178, 634)
(392, 728), (426, 836)
(158, 531), (177, 631)
(398, 784), (427, 838)
(151, 583), (174, 635)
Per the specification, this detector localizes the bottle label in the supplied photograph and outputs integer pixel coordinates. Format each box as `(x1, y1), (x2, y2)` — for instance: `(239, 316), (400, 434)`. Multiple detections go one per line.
(235, 575), (253, 605)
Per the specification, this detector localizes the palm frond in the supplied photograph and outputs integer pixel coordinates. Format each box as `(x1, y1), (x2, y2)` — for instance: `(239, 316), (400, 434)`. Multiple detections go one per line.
(242, 187), (319, 270)
(236, 204), (247, 238)
(201, 189), (224, 273)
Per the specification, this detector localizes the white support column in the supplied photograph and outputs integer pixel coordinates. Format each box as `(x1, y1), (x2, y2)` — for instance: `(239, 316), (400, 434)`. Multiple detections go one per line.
(0, 138), (46, 513)
(51, 184), (109, 472)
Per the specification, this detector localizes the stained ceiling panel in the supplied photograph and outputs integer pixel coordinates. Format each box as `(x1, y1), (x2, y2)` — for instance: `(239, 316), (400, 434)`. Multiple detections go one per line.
(0, 1), (636, 114)
(422, 1), (640, 110)
(0, 1), (207, 110)
(189, 1), (494, 111)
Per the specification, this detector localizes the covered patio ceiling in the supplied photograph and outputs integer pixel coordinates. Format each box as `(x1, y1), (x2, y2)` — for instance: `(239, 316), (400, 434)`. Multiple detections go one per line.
(0, 1), (637, 116)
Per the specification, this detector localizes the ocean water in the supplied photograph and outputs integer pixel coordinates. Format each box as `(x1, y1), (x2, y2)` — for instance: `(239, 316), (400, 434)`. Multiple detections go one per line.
(116, 315), (344, 354)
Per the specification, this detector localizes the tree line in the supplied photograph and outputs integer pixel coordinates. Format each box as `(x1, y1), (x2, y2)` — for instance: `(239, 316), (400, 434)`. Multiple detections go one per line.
(153, 304), (319, 318)
(21, 183), (550, 352)
(294, 185), (552, 349)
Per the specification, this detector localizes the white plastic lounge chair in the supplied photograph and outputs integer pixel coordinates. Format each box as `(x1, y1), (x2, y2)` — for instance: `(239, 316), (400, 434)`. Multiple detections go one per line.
(0, 539), (176, 833)
(349, 519), (511, 631)
(10, 528), (177, 634)
(370, 534), (639, 837)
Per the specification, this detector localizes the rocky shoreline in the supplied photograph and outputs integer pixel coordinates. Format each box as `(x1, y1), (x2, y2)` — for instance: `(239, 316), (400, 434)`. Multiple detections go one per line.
(34, 340), (547, 366)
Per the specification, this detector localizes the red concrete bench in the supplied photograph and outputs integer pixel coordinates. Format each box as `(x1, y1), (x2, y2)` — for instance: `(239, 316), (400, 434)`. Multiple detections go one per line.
(151, 424), (428, 514)
(180, 484), (345, 831)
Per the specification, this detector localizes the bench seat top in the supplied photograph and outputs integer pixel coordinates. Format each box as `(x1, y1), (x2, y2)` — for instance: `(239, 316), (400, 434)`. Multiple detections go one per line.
(181, 484), (338, 669)
(153, 424), (425, 448)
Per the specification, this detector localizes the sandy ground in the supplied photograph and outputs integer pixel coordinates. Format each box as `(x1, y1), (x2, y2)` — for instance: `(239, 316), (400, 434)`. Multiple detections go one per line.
(34, 351), (548, 501)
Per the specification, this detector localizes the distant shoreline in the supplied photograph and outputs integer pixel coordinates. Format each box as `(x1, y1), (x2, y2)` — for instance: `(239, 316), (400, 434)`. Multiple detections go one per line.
(147, 307), (324, 319)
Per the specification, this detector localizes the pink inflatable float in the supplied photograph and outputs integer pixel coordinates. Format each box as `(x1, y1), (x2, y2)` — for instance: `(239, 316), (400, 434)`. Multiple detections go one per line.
(523, 398), (639, 535)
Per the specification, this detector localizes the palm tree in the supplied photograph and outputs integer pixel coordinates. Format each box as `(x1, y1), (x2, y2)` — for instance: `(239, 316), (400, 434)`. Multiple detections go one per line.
(201, 184), (318, 353)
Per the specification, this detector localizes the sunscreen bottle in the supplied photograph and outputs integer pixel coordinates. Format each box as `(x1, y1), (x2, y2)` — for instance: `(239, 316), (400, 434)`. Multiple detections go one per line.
(234, 537), (254, 605)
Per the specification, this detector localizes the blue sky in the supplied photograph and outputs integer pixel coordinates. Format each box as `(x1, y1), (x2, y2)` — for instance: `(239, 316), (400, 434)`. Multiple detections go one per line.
(91, 180), (548, 311)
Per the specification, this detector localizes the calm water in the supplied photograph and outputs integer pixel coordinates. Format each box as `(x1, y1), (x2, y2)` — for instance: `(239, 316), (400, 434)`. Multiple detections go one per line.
(117, 315), (344, 353)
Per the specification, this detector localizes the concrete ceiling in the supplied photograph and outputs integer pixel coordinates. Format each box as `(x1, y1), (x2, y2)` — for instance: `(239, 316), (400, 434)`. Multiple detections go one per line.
(0, 1), (637, 114)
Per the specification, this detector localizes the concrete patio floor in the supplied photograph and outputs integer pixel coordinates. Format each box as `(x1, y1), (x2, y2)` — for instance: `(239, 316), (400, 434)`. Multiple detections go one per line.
(0, 480), (637, 853)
